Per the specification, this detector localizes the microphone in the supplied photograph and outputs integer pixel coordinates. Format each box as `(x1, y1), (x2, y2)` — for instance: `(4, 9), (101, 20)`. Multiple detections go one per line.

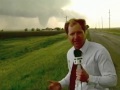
(74, 49), (82, 90)
(74, 49), (82, 65)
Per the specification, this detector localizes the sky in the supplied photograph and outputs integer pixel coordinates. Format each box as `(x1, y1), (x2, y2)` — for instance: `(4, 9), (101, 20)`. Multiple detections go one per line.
(0, 0), (120, 30)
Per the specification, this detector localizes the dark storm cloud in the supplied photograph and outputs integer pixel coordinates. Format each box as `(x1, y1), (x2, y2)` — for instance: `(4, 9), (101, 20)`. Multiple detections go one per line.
(0, 0), (69, 24)
(0, 0), (84, 27)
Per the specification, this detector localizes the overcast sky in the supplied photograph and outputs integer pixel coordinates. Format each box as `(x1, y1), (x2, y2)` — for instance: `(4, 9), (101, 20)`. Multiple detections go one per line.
(0, 0), (120, 30)
(0, 0), (83, 30)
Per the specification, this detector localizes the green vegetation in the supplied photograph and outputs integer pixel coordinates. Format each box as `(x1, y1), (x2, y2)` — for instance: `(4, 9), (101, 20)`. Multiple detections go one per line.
(96, 28), (120, 36)
(0, 31), (64, 39)
(0, 33), (70, 90)
(0, 34), (66, 60)
(86, 30), (91, 41)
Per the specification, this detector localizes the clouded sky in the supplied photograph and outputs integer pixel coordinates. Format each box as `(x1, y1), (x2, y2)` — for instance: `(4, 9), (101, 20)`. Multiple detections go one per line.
(0, 0), (120, 30)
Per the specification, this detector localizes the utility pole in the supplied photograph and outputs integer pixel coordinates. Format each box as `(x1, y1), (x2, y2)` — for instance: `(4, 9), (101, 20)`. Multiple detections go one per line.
(109, 9), (110, 30)
(101, 16), (103, 30)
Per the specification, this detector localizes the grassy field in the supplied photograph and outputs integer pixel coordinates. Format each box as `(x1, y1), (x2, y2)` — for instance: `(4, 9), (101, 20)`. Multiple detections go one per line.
(94, 28), (120, 36)
(0, 30), (64, 39)
(0, 30), (119, 90)
(0, 33), (71, 90)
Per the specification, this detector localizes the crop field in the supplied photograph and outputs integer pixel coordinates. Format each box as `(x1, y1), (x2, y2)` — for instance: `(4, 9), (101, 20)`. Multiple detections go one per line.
(0, 29), (119, 90)
(0, 30), (64, 39)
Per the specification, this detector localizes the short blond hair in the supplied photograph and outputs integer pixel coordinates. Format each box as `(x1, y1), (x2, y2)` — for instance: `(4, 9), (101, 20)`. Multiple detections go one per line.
(64, 18), (87, 34)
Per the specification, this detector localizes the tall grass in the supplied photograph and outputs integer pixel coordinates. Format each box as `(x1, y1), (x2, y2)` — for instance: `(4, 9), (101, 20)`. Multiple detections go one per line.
(0, 34), (66, 60)
(98, 29), (120, 36)
(0, 33), (71, 90)
(0, 31), (64, 39)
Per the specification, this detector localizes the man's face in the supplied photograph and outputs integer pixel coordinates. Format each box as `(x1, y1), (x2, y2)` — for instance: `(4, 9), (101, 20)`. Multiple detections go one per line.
(68, 23), (86, 49)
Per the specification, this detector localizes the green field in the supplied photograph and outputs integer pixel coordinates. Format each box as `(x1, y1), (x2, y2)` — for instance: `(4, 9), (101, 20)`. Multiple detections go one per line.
(94, 28), (120, 36)
(0, 30), (119, 90)
(0, 33), (71, 90)
(0, 31), (64, 39)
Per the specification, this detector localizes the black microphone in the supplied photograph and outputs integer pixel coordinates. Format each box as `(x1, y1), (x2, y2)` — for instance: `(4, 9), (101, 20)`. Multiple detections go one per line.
(74, 49), (82, 57)
(74, 49), (82, 90)
(74, 49), (82, 65)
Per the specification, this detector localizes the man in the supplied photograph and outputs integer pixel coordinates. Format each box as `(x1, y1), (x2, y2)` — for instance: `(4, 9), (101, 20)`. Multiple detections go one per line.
(48, 18), (117, 90)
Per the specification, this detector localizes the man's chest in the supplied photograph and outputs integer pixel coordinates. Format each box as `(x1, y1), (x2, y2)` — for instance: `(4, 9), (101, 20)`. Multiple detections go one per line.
(68, 53), (101, 76)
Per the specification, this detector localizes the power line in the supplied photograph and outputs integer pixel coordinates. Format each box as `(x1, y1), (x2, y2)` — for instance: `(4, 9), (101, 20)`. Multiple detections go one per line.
(109, 9), (110, 30)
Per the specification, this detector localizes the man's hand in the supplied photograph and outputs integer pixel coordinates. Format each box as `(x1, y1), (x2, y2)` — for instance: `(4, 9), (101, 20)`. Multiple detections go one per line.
(76, 67), (89, 82)
(48, 81), (62, 90)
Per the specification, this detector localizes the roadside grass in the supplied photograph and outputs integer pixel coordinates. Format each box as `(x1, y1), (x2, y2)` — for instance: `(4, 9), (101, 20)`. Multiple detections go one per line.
(99, 29), (120, 36)
(0, 33), (71, 90)
(0, 34), (66, 60)
(86, 30), (91, 41)
(0, 40), (70, 90)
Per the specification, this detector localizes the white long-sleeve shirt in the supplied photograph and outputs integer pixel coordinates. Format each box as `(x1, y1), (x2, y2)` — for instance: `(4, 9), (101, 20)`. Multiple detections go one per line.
(59, 39), (117, 90)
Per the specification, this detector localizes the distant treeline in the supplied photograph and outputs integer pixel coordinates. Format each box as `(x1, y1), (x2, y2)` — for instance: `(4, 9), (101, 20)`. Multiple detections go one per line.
(0, 31), (65, 39)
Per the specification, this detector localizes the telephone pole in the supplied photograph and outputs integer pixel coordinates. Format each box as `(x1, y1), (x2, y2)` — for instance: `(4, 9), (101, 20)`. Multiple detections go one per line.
(109, 9), (110, 30)
(101, 16), (103, 30)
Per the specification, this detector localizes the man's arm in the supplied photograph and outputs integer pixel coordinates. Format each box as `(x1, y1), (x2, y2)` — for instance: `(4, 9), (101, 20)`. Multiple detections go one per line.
(48, 71), (71, 90)
(59, 71), (70, 88)
(88, 48), (117, 87)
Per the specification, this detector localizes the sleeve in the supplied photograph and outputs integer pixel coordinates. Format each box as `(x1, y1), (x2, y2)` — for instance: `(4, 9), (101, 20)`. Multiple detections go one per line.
(88, 48), (117, 88)
(59, 71), (70, 88)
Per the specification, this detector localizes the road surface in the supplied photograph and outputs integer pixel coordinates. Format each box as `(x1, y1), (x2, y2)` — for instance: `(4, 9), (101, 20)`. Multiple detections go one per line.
(89, 30), (120, 58)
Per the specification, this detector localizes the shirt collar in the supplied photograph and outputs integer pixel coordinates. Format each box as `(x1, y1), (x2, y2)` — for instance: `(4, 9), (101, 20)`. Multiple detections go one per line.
(80, 39), (89, 54)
